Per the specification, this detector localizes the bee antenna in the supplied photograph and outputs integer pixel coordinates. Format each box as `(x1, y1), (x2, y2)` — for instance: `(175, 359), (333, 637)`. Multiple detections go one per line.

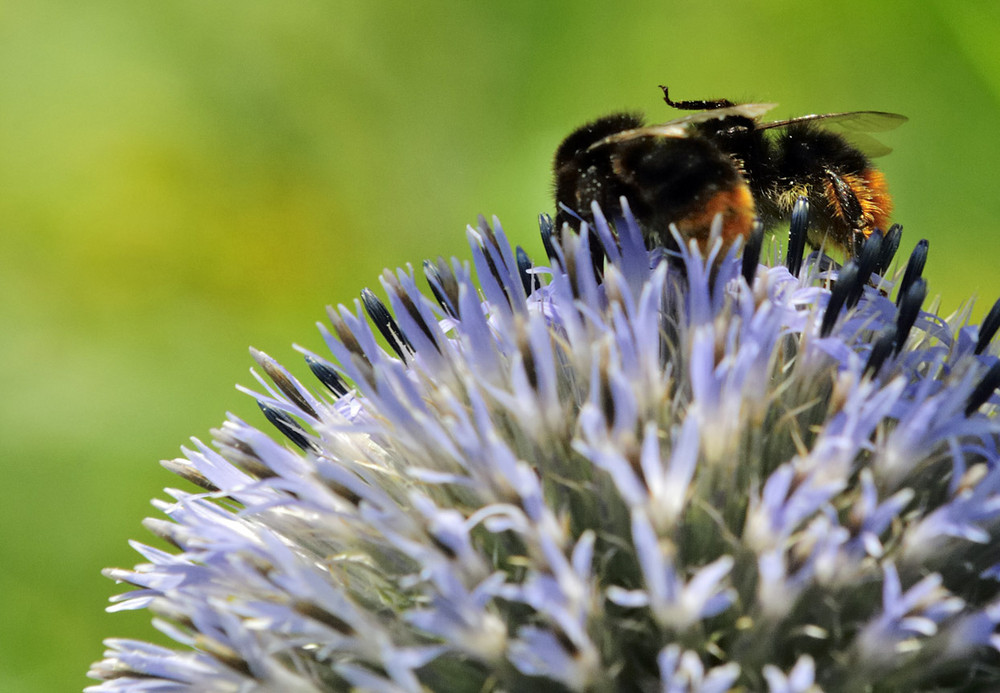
(659, 85), (735, 111)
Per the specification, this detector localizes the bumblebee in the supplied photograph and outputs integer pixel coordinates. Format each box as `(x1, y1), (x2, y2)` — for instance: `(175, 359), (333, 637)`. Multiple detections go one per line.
(553, 86), (906, 257)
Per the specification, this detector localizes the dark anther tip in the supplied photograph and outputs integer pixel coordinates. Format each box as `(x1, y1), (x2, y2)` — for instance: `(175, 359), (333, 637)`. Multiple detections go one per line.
(894, 277), (927, 355)
(361, 288), (412, 360)
(896, 239), (929, 307)
(257, 401), (312, 451)
(850, 230), (883, 307)
(786, 197), (809, 277)
(975, 296), (1000, 356)
(821, 262), (858, 337)
(874, 224), (903, 277)
(741, 219), (765, 287)
(423, 258), (460, 319)
(539, 213), (556, 260)
(965, 361), (1000, 417)
(516, 245), (536, 296)
(864, 325), (898, 378)
(304, 354), (348, 397)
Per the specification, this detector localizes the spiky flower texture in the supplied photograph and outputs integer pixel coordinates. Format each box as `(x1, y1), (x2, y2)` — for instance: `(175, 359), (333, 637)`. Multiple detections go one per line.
(89, 202), (1000, 692)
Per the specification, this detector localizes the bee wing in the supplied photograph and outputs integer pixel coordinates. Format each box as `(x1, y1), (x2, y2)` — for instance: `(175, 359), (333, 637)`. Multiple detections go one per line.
(759, 111), (907, 131)
(588, 123), (689, 149)
(588, 102), (779, 151)
(758, 111), (908, 157)
(659, 101), (778, 126)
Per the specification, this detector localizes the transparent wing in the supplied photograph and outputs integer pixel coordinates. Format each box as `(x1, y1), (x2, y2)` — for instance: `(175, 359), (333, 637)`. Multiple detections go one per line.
(588, 102), (778, 150)
(758, 111), (908, 132)
(759, 111), (908, 158)
(656, 101), (778, 127)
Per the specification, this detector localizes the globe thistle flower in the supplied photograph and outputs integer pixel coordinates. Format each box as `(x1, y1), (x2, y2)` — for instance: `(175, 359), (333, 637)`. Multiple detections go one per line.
(88, 200), (1000, 692)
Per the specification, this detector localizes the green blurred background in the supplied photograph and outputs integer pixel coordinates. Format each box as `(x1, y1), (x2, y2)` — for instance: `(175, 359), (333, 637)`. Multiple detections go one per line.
(3, 1), (1000, 689)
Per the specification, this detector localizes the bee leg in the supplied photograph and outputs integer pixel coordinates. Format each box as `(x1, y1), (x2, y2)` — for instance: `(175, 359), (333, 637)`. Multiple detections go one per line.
(659, 85), (735, 111)
(823, 169), (868, 256)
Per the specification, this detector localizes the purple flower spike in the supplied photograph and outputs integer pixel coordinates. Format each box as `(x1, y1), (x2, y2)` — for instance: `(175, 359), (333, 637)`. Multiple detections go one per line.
(90, 205), (1000, 691)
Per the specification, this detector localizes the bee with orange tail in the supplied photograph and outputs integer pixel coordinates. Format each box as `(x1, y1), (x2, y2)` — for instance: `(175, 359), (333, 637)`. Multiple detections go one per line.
(553, 86), (906, 258)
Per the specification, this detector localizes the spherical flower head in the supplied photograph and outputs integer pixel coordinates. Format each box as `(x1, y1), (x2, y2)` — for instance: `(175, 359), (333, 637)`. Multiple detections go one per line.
(89, 201), (1000, 692)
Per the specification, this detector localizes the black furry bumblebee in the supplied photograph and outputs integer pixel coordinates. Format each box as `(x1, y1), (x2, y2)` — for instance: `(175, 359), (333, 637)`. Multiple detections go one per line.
(553, 86), (906, 257)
